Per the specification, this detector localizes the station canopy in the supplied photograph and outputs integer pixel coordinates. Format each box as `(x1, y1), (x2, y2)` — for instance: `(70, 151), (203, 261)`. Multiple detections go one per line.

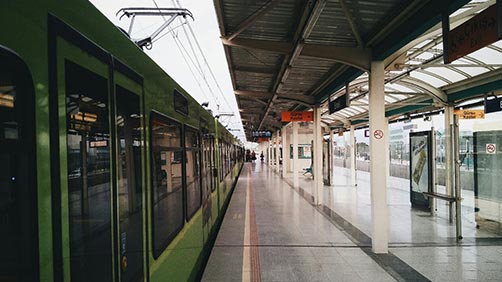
(213, 0), (501, 139)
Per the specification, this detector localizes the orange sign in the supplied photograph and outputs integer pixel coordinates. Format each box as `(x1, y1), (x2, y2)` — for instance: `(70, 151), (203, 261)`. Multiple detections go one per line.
(257, 137), (269, 143)
(281, 111), (313, 122)
(446, 4), (500, 63)
(454, 109), (485, 119)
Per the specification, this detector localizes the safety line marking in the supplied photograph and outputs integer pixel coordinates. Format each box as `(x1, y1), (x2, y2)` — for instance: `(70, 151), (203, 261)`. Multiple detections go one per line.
(242, 165), (262, 282)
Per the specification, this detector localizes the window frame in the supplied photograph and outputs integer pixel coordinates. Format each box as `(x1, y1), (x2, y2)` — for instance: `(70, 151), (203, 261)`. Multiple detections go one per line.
(149, 110), (185, 259)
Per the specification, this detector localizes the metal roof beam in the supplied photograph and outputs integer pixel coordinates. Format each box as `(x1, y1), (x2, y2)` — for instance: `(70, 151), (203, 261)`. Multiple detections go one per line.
(235, 90), (274, 99)
(222, 38), (371, 71)
(258, 0), (327, 130)
(238, 96), (268, 106)
(221, 38), (292, 54)
(276, 94), (315, 106)
(339, 0), (363, 47)
(233, 65), (276, 74)
(225, 0), (283, 41)
(398, 77), (447, 104)
(301, 44), (370, 71)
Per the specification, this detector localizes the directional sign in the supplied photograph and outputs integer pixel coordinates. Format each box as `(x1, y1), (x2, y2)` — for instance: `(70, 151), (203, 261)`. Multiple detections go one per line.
(486, 143), (497, 154)
(446, 4), (500, 63)
(454, 109), (485, 119)
(281, 111), (313, 122)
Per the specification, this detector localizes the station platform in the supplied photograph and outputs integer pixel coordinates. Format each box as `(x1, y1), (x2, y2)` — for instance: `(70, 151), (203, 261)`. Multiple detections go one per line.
(202, 162), (502, 282)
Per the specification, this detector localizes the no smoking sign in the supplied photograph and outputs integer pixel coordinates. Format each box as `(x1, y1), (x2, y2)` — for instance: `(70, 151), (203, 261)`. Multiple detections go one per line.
(373, 129), (384, 139)
(486, 143), (496, 154)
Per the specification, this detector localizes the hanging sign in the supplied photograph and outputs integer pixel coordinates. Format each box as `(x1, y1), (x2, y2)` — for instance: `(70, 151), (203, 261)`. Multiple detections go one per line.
(446, 4), (500, 63)
(329, 93), (349, 114)
(485, 97), (502, 114)
(454, 109), (485, 119)
(281, 111), (313, 122)
(486, 143), (497, 154)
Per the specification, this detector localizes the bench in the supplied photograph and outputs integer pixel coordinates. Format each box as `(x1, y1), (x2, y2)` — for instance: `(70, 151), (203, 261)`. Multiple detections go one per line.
(422, 192), (457, 202)
(303, 167), (312, 176)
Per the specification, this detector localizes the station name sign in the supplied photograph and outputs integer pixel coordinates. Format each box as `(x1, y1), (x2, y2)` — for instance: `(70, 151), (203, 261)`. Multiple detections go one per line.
(446, 4), (501, 63)
(329, 94), (349, 114)
(281, 111), (313, 122)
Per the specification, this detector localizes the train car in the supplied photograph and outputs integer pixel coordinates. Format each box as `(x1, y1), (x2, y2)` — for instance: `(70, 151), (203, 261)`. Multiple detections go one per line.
(0, 1), (243, 281)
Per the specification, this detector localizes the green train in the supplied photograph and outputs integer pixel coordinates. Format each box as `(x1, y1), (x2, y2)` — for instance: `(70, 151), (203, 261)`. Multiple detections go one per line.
(0, 1), (244, 281)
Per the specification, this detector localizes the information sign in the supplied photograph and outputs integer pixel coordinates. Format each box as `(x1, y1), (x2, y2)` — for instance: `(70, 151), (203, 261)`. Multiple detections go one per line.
(329, 94), (349, 114)
(454, 109), (485, 119)
(446, 4), (500, 63)
(485, 97), (502, 114)
(281, 111), (313, 122)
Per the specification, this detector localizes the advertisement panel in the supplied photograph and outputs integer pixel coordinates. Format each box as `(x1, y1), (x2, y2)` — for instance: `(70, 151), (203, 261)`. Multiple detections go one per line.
(409, 131), (433, 209)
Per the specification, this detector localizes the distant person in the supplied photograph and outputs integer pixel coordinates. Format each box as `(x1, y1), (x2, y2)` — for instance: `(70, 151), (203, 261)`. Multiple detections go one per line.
(251, 151), (256, 162)
(245, 149), (251, 162)
(260, 152), (264, 162)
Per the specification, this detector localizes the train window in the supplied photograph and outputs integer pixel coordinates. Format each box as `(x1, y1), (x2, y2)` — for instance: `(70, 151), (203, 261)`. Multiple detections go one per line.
(65, 60), (112, 281)
(173, 89), (188, 116)
(0, 47), (38, 281)
(116, 86), (143, 281)
(185, 127), (201, 220)
(202, 135), (213, 198)
(150, 113), (183, 258)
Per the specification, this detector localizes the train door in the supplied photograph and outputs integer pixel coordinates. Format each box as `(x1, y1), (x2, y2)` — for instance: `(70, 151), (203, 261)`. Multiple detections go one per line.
(53, 29), (146, 281)
(114, 76), (144, 282)
(0, 47), (38, 281)
(60, 45), (114, 282)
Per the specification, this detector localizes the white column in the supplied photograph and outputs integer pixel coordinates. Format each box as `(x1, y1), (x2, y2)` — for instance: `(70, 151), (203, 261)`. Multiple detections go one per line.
(369, 61), (388, 253)
(269, 140), (273, 166)
(350, 125), (357, 186)
(385, 118), (390, 186)
(313, 106), (324, 206)
(329, 129), (335, 186)
(292, 122), (299, 188)
(282, 126), (288, 178)
(275, 130), (280, 173)
(445, 105), (454, 222)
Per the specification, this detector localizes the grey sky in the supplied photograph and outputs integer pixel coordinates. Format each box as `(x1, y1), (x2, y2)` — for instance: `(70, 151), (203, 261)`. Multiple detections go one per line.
(89, 0), (245, 141)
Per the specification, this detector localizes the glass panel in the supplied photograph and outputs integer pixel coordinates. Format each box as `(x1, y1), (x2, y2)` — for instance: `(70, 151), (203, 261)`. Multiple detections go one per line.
(0, 51), (37, 281)
(186, 129), (201, 219)
(116, 86), (143, 282)
(65, 61), (112, 281)
(150, 116), (183, 258)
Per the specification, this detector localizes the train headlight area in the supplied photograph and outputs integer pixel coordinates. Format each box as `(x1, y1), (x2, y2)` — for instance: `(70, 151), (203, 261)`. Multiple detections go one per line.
(1, 0), (502, 281)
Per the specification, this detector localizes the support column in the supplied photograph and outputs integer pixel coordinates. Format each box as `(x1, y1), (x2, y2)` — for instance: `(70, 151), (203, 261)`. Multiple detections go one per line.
(292, 122), (299, 188)
(385, 118), (390, 186)
(369, 61), (388, 253)
(350, 125), (357, 186)
(275, 130), (280, 173)
(329, 129), (335, 186)
(269, 140), (273, 166)
(313, 106), (324, 206)
(445, 105), (454, 222)
(282, 126), (288, 177)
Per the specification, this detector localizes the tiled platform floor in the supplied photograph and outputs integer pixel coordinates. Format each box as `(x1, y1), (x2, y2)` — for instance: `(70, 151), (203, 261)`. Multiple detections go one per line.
(202, 162), (502, 281)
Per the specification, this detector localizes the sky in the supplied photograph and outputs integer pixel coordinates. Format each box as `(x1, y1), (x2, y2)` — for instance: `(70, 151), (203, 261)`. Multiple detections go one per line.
(89, 0), (246, 142)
